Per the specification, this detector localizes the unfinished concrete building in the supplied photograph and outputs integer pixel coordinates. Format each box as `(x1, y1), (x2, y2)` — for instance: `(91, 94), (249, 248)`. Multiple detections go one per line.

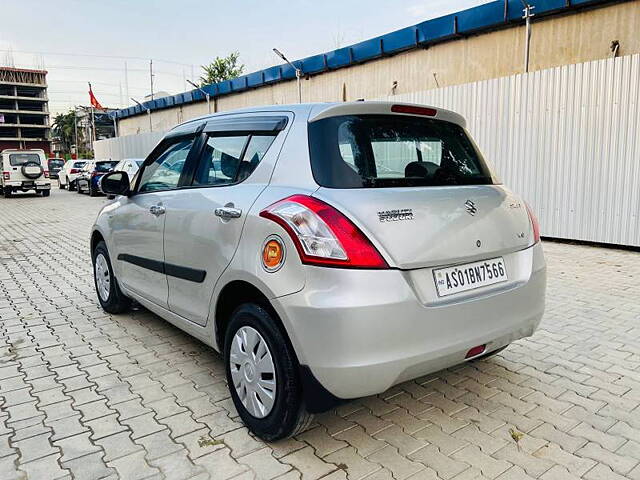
(0, 67), (51, 153)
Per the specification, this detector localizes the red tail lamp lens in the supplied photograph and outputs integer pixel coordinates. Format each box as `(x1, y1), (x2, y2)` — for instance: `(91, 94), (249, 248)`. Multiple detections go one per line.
(260, 195), (388, 269)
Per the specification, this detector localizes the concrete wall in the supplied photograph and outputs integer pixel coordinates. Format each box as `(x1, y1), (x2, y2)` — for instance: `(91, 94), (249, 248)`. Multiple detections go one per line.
(118, 0), (640, 136)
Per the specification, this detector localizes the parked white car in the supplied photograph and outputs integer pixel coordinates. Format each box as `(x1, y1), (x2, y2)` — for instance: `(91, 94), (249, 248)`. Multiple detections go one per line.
(91, 102), (546, 440)
(1, 149), (51, 197)
(58, 158), (89, 191)
(113, 158), (144, 179)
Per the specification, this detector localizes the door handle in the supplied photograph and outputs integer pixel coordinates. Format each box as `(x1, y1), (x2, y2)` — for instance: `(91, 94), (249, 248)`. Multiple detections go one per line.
(214, 206), (242, 219)
(149, 204), (166, 216)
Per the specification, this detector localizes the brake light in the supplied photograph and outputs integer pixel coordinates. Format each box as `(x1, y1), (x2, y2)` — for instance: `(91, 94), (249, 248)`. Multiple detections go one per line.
(391, 104), (437, 116)
(525, 202), (541, 244)
(44, 170), (49, 178)
(70, 168), (79, 174)
(91, 171), (98, 178)
(260, 195), (388, 269)
(2, 172), (9, 180)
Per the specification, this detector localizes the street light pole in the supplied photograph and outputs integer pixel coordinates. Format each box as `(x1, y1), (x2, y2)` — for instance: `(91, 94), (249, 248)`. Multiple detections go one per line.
(186, 79), (211, 114)
(273, 48), (302, 103)
(522, 1), (535, 73)
(131, 98), (152, 132)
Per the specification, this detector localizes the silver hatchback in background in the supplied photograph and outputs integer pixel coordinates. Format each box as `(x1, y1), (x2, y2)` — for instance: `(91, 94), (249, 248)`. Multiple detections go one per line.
(92, 102), (546, 440)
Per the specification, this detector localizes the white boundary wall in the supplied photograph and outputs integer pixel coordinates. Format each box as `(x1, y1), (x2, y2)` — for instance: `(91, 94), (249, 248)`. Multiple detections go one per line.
(94, 130), (166, 162)
(95, 54), (640, 247)
(386, 54), (640, 247)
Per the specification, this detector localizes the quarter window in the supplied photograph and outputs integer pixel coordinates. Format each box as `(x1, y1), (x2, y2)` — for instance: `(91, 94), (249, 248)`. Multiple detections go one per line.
(138, 138), (194, 192)
(192, 134), (275, 187)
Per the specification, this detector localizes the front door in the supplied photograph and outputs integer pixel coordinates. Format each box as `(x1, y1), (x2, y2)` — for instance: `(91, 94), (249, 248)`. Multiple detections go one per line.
(112, 136), (196, 308)
(163, 132), (280, 325)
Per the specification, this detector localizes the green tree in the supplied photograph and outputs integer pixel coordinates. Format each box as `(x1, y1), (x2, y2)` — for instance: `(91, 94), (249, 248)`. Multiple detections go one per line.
(51, 111), (77, 155)
(199, 52), (244, 86)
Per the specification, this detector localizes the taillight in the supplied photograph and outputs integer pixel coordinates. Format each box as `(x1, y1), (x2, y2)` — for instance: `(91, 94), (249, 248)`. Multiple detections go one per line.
(260, 195), (388, 269)
(91, 171), (98, 178)
(2, 172), (9, 180)
(525, 202), (541, 244)
(44, 171), (50, 178)
(70, 168), (79, 174)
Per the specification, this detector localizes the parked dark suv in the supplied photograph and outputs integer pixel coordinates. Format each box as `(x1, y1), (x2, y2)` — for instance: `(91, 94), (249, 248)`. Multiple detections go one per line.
(77, 160), (119, 196)
(47, 158), (65, 179)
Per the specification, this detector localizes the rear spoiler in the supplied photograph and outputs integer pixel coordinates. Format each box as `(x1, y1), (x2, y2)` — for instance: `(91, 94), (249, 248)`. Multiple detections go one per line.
(308, 101), (466, 128)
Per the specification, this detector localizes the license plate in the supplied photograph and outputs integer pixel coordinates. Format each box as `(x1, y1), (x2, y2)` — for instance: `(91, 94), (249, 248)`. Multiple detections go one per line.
(434, 257), (507, 297)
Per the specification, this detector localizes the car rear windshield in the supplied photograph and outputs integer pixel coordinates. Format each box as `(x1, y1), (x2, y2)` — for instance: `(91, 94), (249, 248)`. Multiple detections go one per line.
(9, 153), (41, 166)
(49, 160), (64, 167)
(73, 161), (86, 168)
(308, 114), (495, 188)
(95, 161), (118, 172)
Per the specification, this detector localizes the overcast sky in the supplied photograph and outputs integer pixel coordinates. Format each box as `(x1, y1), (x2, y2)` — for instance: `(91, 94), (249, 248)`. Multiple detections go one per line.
(1, 0), (491, 114)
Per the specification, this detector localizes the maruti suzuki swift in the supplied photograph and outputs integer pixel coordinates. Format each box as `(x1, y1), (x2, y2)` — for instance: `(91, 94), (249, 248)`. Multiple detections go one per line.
(92, 102), (546, 440)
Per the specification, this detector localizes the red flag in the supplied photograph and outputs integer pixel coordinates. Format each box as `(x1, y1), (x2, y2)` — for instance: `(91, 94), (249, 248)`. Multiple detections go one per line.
(88, 83), (104, 110)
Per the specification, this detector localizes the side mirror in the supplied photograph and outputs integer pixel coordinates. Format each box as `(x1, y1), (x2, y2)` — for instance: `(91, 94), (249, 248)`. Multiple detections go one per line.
(100, 171), (131, 196)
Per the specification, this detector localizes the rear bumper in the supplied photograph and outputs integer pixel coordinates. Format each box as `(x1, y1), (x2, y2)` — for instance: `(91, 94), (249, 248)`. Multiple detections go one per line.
(4, 181), (50, 190)
(274, 243), (546, 401)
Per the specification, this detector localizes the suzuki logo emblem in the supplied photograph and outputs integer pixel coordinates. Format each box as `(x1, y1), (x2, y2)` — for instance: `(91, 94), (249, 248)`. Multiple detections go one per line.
(465, 200), (477, 216)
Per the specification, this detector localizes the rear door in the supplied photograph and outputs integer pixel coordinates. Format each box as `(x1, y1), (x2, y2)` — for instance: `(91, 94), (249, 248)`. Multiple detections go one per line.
(308, 113), (533, 270)
(111, 135), (198, 307)
(162, 114), (288, 325)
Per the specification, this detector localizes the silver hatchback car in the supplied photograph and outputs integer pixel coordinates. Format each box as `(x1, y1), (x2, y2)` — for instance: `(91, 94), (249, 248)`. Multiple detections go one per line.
(92, 102), (546, 440)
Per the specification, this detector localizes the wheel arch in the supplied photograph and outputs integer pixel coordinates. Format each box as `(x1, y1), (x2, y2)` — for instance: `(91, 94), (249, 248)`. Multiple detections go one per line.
(213, 279), (292, 353)
(90, 229), (105, 256)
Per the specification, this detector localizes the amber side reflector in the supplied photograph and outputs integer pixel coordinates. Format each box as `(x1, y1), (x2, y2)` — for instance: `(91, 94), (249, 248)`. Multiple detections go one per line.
(465, 344), (486, 359)
(262, 238), (285, 271)
(391, 104), (437, 116)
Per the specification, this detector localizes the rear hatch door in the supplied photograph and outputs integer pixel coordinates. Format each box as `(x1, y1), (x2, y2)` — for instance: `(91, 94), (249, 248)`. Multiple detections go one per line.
(307, 107), (533, 269)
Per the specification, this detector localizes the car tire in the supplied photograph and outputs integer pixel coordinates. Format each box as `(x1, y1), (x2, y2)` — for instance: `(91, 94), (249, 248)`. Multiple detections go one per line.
(58, 179), (64, 189)
(224, 303), (313, 441)
(68, 178), (76, 191)
(3, 188), (11, 198)
(41, 190), (50, 197)
(77, 182), (83, 194)
(92, 241), (131, 314)
(89, 184), (98, 197)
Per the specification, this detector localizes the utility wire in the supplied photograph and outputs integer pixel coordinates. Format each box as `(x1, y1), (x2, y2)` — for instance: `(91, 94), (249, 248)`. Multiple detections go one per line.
(0, 48), (195, 67)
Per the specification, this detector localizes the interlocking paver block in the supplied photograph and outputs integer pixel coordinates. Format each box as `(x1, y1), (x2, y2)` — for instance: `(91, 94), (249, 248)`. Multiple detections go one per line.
(239, 447), (291, 479)
(107, 450), (161, 479)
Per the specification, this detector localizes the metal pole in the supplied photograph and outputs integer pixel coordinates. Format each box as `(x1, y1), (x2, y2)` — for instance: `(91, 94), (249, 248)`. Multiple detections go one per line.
(73, 107), (78, 156)
(522, 3), (534, 73)
(150, 59), (154, 100)
(112, 116), (118, 138)
(296, 69), (302, 103)
(186, 79), (211, 114)
(91, 106), (96, 157)
(147, 109), (152, 132)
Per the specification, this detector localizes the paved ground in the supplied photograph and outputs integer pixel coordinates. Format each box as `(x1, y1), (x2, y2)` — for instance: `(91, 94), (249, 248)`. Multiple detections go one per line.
(0, 188), (639, 480)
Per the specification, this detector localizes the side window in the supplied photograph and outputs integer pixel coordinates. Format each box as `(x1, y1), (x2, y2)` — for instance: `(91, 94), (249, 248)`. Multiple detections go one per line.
(138, 138), (194, 193)
(237, 135), (276, 181)
(192, 134), (276, 187)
